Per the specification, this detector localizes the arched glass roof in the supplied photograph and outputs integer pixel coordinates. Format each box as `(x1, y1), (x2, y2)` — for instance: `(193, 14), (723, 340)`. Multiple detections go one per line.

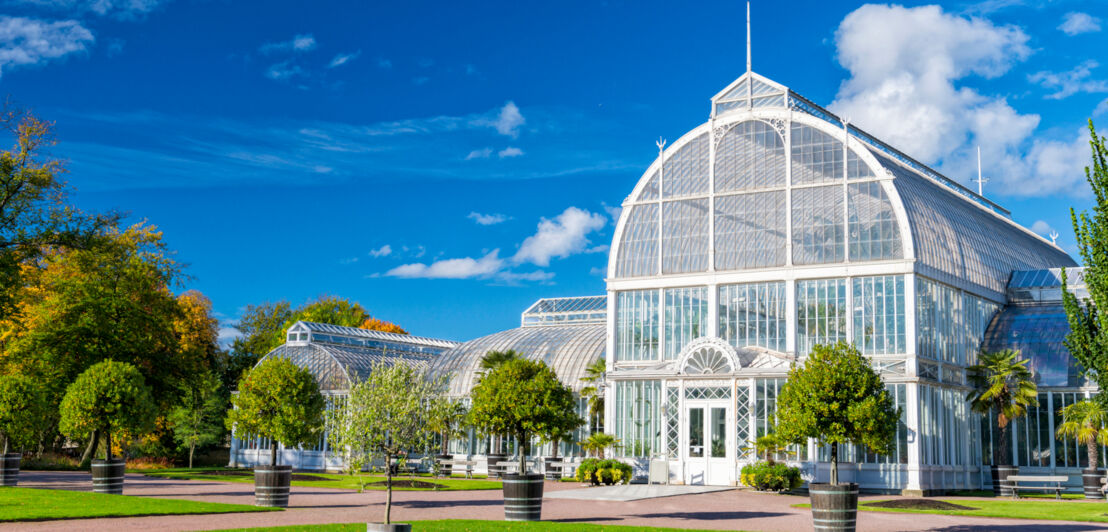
(430, 323), (606, 396)
(257, 321), (458, 391)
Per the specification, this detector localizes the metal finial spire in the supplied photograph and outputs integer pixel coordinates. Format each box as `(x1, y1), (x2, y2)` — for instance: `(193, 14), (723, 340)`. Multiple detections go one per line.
(1050, 231), (1060, 245)
(975, 146), (989, 196)
(746, 2), (752, 74)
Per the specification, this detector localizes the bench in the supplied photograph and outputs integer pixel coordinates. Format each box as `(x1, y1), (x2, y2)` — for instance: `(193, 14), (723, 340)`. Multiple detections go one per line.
(1004, 475), (1067, 499)
(435, 459), (476, 479)
(547, 460), (578, 479)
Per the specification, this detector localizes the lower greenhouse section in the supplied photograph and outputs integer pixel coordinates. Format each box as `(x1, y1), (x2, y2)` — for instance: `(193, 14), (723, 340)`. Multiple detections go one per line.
(607, 376), (1100, 494)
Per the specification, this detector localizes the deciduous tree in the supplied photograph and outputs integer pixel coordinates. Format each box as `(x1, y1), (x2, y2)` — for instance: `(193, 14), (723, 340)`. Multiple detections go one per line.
(225, 357), (324, 467)
(168, 370), (224, 469)
(59, 360), (156, 462)
(0, 374), (48, 455)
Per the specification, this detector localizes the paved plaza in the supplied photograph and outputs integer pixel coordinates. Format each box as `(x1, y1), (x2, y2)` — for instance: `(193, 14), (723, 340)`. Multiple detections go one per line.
(5, 471), (1108, 531)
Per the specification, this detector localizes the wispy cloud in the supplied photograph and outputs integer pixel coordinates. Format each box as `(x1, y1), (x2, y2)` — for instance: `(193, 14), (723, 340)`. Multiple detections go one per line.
(512, 206), (607, 267)
(260, 33), (317, 55)
(12, 0), (169, 20)
(1059, 12), (1101, 36)
(465, 147), (492, 160)
(1028, 60), (1108, 100)
(472, 101), (525, 137)
(498, 146), (523, 158)
(369, 244), (392, 257)
(468, 212), (509, 225)
(387, 249), (505, 279)
(328, 50), (360, 68)
(265, 60), (303, 80)
(0, 16), (94, 77)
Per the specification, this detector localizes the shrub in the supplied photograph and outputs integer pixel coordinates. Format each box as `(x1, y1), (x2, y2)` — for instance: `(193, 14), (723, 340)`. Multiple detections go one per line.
(740, 461), (802, 492)
(126, 456), (176, 470)
(575, 458), (632, 486)
(20, 452), (80, 471)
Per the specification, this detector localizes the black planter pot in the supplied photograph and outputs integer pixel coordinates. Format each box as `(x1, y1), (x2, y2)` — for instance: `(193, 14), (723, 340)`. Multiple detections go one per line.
(543, 457), (562, 480)
(1, 453), (20, 487)
(809, 483), (858, 532)
(367, 524), (412, 532)
(487, 453), (507, 479)
(503, 473), (544, 522)
(992, 465), (1018, 497)
(91, 458), (125, 494)
(437, 454), (453, 477)
(254, 465), (292, 507)
(1083, 468), (1104, 499)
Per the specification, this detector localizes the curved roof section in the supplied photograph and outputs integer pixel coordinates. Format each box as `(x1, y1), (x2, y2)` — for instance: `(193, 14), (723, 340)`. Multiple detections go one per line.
(430, 323), (606, 396)
(982, 303), (1078, 387)
(258, 343), (436, 392)
(881, 156), (1076, 298)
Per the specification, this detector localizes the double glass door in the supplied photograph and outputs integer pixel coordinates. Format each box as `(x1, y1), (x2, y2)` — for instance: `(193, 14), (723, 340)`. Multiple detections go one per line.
(685, 401), (731, 485)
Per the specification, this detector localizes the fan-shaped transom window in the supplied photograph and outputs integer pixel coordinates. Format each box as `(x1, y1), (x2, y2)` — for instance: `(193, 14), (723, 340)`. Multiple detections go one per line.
(682, 346), (734, 375)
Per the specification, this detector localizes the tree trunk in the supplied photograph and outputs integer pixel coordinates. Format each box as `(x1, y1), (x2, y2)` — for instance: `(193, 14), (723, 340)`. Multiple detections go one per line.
(189, 444), (195, 469)
(384, 452), (393, 525)
(830, 443), (839, 486)
(79, 429), (100, 468)
(105, 426), (113, 462)
(270, 440), (278, 467)
(441, 431), (448, 455)
(997, 423), (1011, 466)
(1089, 438), (1099, 471)
(2, 434), (8, 456)
(518, 433), (528, 474)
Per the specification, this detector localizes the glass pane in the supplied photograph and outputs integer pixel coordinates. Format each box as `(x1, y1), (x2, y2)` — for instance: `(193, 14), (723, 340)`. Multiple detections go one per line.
(688, 407), (704, 458)
(710, 408), (727, 458)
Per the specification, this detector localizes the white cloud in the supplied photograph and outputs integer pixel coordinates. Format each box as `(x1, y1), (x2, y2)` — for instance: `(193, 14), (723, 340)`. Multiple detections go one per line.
(369, 244), (392, 257)
(512, 206), (607, 267)
(830, 4), (1090, 197)
(589, 266), (606, 276)
(465, 147), (492, 160)
(328, 50), (360, 68)
(14, 0), (167, 19)
(265, 60), (303, 80)
(0, 16), (93, 77)
(496, 270), (554, 284)
(468, 212), (509, 225)
(217, 325), (242, 346)
(1096, 98), (1108, 117)
(260, 33), (316, 55)
(1028, 60), (1108, 100)
(1059, 12), (1101, 36)
(473, 101), (525, 137)
(1030, 220), (1053, 235)
(386, 250), (505, 279)
(498, 146), (524, 158)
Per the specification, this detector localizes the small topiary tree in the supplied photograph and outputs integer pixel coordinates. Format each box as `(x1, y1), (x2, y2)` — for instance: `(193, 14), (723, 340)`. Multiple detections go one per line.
(775, 342), (900, 485)
(0, 374), (49, 455)
(59, 360), (156, 462)
(469, 358), (581, 474)
(226, 356), (325, 467)
(326, 362), (446, 526)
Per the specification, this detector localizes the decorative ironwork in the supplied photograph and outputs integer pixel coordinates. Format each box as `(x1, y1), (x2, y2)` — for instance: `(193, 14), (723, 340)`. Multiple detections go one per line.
(685, 386), (731, 400)
(677, 337), (740, 375)
(665, 386), (680, 459)
(736, 385), (751, 458)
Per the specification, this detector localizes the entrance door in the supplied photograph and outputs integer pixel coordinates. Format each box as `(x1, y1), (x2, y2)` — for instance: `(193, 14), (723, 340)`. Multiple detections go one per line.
(685, 401), (731, 485)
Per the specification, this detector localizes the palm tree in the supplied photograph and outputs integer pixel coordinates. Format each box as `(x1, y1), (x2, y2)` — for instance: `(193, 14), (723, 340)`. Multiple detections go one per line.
(579, 432), (618, 459)
(1057, 399), (1108, 497)
(967, 349), (1038, 488)
(579, 357), (606, 433)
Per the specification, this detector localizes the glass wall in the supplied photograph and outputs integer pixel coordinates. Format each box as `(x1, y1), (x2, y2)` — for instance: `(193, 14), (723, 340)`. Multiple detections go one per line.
(920, 385), (972, 466)
(662, 199), (709, 274)
(963, 293), (1000, 366)
(790, 123), (843, 185)
(714, 191), (787, 270)
(917, 278), (960, 364)
(664, 287), (707, 360)
(616, 290), (659, 361)
(797, 278), (847, 354)
(614, 380), (661, 458)
(714, 119), (785, 193)
(1012, 392), (1052, 468)
(719, 281), (787, 353)
(852, 275), (906, 355)
(614, 204), (658, 278)
(847, 181), (902, 261)
(792, 185), (845, 265)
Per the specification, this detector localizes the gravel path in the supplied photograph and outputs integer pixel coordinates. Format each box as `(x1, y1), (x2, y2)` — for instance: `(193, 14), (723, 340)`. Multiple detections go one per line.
(4, 471), (1107, 531)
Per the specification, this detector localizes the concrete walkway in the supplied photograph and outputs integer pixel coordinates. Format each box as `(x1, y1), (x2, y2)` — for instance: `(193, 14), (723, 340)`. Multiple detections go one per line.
(5, 471), (1108, 532)
(546, 484), (733, 501)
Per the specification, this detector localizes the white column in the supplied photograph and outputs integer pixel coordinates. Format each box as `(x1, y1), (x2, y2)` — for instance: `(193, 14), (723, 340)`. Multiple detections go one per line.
(905, 382), (923, 494)
(707, 284), (719, 338)
(786, 280), (797, 356)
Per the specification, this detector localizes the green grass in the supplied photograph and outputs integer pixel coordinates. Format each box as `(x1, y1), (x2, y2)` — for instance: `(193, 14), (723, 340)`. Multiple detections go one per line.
(215, 520), (736, 531)
(0, 486), (276, 522)
(946, 489), (1084, 500)
(794, 498), (1108, 523)
(141, 467), (502, 492)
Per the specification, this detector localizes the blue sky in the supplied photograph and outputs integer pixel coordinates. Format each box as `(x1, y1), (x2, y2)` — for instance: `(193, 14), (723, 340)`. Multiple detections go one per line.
(2, 0), (1106, 343)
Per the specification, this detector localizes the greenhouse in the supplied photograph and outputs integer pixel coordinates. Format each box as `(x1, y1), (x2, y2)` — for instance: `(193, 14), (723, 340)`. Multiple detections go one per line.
(602, 70), (1080, 494)
(229, 321), (459, 469)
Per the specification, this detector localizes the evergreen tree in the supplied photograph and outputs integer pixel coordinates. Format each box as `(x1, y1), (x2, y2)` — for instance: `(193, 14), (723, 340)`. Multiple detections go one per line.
(1064, 120), (1108, 399)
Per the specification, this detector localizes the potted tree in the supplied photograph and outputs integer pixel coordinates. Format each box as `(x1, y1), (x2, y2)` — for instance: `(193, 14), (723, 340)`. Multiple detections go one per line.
(327, 362), (445, 532)
(427, 399), (468, 478)
(470, 358), (581, 522)
(1056, 399), (1108, 498)
(541, 426), (574, 480)
(0, 374), (48, 486)
(226, 357), (325, 508)
(477, 350), (521, 477)
(967, 349), (1038, 496)
(776, 342), (899, 532)
(58, 360), (156, 494)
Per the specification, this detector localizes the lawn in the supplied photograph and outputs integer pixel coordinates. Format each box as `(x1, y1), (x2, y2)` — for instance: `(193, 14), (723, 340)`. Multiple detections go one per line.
(215, 520), (736, 531)
(142, 467), (502, 491)
(0, 487), (276, 522)
(795, 497), (1108, 523)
